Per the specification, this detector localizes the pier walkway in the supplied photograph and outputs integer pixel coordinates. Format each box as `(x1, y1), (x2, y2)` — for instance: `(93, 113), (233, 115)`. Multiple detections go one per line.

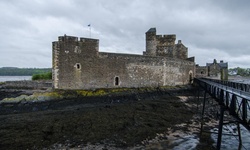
(194, 78), (250, 150)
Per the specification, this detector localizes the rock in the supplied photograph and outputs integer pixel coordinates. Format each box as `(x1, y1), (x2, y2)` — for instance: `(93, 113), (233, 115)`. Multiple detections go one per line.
(32, 107), (38, 111)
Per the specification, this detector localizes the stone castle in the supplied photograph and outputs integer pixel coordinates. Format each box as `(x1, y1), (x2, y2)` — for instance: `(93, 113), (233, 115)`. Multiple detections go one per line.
(52, 28), (196, 89)
(196, 59), (228, 80)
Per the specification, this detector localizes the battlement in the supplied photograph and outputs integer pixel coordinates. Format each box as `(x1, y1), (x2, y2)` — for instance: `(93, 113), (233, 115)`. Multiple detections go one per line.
(58, 35), (78, 42)
(80, 37), (99, 43)
(58, 35), (99, 43)
(156, 34), (176, 39)
(53, 35), (99, 62)
(156, 35), (176, 45)
(146, 28), (176, 40)
(145, 28), (187, 59)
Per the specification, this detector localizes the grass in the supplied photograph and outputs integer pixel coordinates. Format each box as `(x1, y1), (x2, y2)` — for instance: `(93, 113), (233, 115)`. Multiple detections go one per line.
(32, 72), (52, 80)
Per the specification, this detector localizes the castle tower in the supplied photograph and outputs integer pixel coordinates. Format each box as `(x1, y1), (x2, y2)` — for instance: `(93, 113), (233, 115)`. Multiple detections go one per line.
(52, 35), (99, 89)
(155, 34), (176, 57)
(145, 28), (157, 56)
(175, 40), (188, 59)
(144, 28), (187, 60)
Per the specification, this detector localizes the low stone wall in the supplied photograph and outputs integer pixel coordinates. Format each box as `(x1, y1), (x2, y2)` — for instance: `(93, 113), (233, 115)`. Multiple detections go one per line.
(3, 80), (52, 89)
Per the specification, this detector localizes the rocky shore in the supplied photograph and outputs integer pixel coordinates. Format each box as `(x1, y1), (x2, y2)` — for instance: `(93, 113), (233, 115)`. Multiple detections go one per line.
(0, 82), (218, 150)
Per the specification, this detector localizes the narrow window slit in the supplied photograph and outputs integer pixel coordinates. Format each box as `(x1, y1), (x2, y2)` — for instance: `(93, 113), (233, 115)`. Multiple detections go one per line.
(115, 77), (119, 86)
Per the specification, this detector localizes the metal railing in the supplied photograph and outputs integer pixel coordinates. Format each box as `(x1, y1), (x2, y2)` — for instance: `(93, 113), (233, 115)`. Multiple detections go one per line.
(203, 78), (250, 92)
(194, 78), (250, 150)
(195, 78), (250, 129)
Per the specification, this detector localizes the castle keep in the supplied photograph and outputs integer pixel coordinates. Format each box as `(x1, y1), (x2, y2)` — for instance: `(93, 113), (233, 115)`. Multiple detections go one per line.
(144, 28), (187, 59)
(52, 28), (195, 89)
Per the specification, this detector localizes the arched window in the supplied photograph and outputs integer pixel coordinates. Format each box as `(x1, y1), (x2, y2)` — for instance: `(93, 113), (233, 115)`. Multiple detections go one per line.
(75, 63), (81, 70)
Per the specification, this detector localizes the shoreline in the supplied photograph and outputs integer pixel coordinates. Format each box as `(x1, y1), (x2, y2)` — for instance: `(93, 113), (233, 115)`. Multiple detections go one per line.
(0, 85), (191, 114)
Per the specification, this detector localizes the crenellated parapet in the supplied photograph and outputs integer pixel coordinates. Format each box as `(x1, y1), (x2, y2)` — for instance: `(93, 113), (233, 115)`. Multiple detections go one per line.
(54, 35), (99, 56)
(52, 35), (99, 89)
(58, 35), (78, 42)
(57, 35), (99, 45)
(156, 34), (176, 46)
(144, 28), (187, 60)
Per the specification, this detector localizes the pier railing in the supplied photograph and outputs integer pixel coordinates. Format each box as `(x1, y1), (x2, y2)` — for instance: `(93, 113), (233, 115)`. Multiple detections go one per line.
(194, 78), (250, 129)
(203, 78), (250, 92)
(194, 78), (250, 149)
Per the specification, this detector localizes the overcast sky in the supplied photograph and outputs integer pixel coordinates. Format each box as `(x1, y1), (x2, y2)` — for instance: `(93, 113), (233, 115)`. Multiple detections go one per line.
(0, 0), (250, 68)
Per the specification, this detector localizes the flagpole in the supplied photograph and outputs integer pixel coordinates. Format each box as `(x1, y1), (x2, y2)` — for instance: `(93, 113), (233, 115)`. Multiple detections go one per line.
(88, 24), (91, 38)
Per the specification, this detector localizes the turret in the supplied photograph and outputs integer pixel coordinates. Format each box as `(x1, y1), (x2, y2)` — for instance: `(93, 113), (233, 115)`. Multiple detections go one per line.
(145, 28), (157, 56)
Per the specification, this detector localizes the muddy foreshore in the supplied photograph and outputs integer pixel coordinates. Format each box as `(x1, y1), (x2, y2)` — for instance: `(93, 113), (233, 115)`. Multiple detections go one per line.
(0, 85), (217, 150)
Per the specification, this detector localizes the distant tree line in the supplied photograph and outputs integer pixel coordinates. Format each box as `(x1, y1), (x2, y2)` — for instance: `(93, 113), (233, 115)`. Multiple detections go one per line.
(0, 67), (51, 76)
(228, 67), (250, 76)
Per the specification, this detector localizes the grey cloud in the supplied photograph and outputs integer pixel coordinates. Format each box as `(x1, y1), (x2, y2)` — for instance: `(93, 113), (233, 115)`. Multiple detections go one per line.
(0, 0), (249, 68)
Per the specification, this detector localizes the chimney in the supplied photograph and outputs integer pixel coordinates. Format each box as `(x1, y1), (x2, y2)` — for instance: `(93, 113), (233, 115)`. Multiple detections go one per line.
(220, 60), (223, 63)
(178, 40), (182, 44)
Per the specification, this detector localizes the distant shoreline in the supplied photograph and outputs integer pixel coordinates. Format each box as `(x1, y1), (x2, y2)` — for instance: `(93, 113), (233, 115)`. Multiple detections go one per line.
(0, 76), (32, 82)
(0, 67), (51, 76)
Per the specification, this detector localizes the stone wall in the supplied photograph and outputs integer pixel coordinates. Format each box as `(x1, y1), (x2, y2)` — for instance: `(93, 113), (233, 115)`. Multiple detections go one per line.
(207, 63), (221, 77)
(195, 59), (228, 80)
(52, 29), (195, 90)
(196, 65), (208, 78)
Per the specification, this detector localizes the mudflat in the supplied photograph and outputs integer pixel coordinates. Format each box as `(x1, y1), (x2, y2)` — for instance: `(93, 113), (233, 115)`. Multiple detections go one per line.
(0, 87), (214, 149)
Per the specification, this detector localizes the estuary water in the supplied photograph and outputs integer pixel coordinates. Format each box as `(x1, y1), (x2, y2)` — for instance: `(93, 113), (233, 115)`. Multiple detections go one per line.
(0, 76), (32, 82)
(169, 77), (250, 150)
(208, 77), (250, 149)
(211, 124), (250, 150)
(229, 76), (250, 84)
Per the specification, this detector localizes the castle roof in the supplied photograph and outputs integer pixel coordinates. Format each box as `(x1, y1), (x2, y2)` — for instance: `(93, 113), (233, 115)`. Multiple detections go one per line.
(147, 28), (156, 32)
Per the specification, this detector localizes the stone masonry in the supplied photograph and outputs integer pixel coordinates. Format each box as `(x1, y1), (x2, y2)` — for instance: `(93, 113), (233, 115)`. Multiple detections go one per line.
(144, 28), (187, 59)
(196, 59), (228, 80)
(52, 28), (195, 89)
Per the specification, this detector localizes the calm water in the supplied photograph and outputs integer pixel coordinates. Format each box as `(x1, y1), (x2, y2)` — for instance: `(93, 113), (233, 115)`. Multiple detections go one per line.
(172, 78), (250, 149)
(211, 125), (250, 150)
(208, 77), (250, 149)
(0, 76), (32, 82)
(229, 76), (250, 84)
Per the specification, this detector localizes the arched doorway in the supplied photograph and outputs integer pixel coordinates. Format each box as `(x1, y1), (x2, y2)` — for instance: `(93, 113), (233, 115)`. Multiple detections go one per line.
(189, 70), (193, 84)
